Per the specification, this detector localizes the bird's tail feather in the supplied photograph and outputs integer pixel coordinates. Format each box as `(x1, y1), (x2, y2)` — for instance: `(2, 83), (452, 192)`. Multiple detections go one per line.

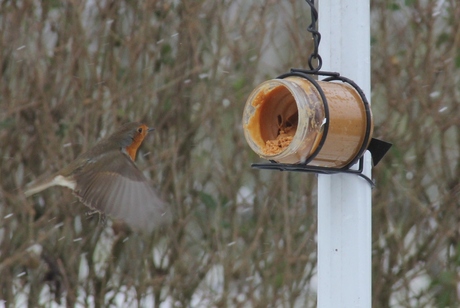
(24, 180), (57, 197)
(24, 175), (76, 197)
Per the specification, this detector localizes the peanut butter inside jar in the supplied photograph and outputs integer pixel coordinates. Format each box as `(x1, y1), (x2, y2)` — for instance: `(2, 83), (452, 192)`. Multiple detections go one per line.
(242, 77), (373, 167)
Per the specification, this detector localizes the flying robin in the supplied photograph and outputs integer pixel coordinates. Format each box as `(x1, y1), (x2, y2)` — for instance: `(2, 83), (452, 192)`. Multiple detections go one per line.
(24, 122), (171, 232)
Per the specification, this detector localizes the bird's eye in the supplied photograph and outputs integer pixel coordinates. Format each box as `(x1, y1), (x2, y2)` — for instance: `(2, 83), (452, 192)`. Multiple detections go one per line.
(137, 127), (143, 133)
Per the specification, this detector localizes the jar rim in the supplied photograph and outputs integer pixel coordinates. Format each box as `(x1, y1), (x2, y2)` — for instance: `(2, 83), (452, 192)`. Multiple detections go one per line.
(243, 78), (323, 163)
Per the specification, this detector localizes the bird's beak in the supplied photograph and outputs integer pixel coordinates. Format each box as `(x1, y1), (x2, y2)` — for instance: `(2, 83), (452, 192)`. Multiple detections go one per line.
(148, 127), (155, 133)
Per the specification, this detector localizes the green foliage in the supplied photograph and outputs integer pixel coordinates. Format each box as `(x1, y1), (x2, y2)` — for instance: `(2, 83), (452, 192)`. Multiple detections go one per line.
(387, 2), (401, 11)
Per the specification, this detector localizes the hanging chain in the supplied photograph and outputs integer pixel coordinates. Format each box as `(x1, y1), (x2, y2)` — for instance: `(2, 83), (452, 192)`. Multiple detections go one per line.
(286, 0), (339, 76)
(305, 0), (322, 72)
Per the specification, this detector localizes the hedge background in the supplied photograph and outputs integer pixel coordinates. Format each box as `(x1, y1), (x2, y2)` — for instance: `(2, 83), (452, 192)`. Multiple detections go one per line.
(1, 0), (459, 307)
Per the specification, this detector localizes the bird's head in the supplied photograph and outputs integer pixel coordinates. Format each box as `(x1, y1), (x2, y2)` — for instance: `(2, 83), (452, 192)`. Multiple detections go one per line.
(110, 122), (155, 160)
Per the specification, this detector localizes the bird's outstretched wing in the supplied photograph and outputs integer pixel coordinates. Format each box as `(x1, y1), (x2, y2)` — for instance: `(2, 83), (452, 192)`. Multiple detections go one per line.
(73, 151), (171, 232)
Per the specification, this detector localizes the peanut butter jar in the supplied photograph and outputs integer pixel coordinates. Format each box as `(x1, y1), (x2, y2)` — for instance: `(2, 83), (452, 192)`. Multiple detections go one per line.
(242, 76), (373, 168)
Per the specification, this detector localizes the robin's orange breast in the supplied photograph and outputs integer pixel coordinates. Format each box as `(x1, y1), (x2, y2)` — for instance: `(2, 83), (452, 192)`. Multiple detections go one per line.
(24, 122), (170, 232)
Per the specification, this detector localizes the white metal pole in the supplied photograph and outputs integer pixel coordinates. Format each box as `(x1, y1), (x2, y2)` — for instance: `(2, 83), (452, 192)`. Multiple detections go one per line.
(317, 0), (372, 307)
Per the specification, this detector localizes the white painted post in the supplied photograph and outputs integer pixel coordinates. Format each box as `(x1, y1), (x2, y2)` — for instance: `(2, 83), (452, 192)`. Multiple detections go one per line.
(316, 0), (372, 307)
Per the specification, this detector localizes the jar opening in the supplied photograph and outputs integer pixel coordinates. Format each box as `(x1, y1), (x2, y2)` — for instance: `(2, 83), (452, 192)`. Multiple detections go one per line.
(243, 78), (322, 164)
(257, 85), (299, 155)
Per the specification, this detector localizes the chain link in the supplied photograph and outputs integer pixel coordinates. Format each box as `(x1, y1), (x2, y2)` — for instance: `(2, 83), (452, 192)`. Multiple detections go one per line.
(305, 0), (322, 71)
